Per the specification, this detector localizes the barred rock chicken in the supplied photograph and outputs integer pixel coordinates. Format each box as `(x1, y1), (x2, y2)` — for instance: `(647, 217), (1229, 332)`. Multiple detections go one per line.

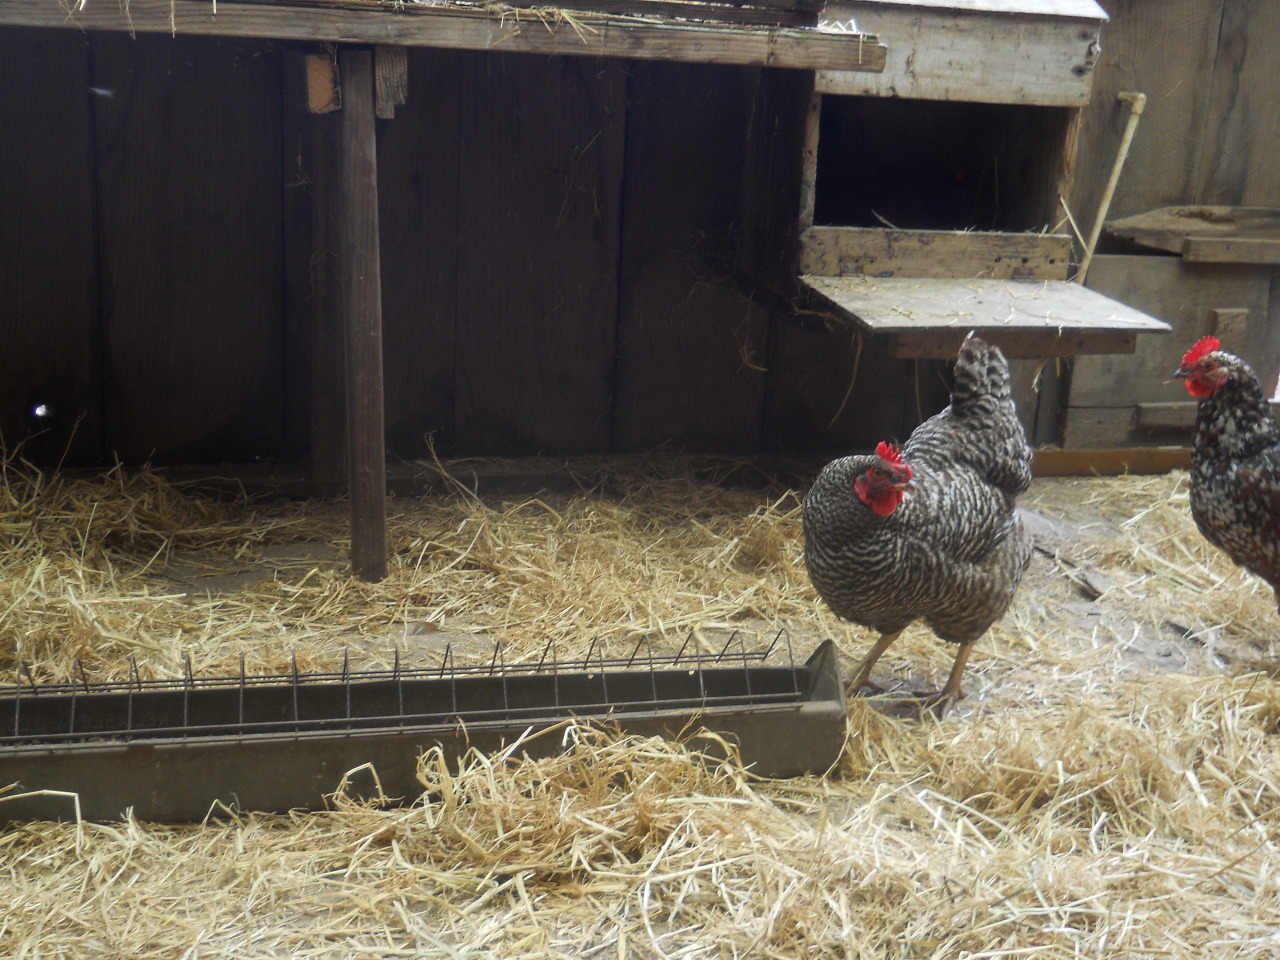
(1173, 336), (1280, 610)
(802, 334), (1033, 710)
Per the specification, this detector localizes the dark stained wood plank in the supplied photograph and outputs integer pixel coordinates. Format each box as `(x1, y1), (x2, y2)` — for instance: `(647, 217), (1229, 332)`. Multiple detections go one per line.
(377, 47), (466, 459)
(92, 33), (285, 464)
(762, 319), (940, 453)
(0, 28), (100, 465)
(612, 61), (769, 453)
(1, 0), (887, 72)
(338, 48), (388, 582)
(281, 49), (319, 468)
(452, 53), (625, 454)
(304, 107), (349, 483)
(734, 66), (809, 307)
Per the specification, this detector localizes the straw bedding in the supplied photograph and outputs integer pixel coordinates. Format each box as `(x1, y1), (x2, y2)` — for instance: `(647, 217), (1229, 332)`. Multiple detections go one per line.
(2, 452), (1280, 958)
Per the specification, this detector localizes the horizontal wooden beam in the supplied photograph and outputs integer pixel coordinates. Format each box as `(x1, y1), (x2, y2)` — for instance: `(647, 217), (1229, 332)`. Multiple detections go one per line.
(1137, 399), (1280, 431)
(1032, 447), (1191, 477)
(885, 329), (1137, 360)
(1106, 205), (1280, 259)
(0, 0), (887, 71)
(814, 1), (1101, 105)
(799, 227), (1073, 280)
(1182, 235), (1280, 265)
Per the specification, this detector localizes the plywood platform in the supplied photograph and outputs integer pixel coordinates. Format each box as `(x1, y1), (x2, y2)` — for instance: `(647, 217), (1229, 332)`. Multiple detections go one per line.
(1106, 206), (1280, 265)
(799, 275), (1170, 359)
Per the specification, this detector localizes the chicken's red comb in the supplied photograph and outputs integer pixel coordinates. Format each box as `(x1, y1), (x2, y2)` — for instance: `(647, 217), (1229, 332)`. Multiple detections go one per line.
(1182, 336), (1220, 367)
(875, 441), (905, 466)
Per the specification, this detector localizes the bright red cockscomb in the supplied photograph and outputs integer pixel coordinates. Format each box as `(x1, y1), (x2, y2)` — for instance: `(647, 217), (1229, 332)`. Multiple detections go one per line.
(1182, 336), (1220, 369)
(876, 441), (905, 466)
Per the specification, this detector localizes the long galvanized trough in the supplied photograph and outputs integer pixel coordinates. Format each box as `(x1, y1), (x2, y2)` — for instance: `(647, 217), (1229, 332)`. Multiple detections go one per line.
(0, 637), (846, 822)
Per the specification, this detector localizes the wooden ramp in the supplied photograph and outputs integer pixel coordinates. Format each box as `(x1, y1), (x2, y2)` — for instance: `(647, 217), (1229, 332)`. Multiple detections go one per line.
(800, 274), (1170, 359)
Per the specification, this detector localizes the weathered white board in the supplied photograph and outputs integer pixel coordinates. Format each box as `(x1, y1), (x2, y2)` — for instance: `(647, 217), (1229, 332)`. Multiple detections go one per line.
(815, 0), (1103, 105)
(800, 275), (1169, 358)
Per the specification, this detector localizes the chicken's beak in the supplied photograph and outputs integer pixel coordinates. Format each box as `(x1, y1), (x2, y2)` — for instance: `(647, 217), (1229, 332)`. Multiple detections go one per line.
(1166, 367), (1191, 385)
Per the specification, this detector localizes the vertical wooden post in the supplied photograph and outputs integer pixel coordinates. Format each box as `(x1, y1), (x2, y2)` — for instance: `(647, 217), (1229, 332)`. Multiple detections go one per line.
(798, 91), (822, 232)
(338, 47), (388, 582)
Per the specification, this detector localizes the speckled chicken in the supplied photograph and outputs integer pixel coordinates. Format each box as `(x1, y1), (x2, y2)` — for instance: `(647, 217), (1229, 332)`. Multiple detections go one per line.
(802, 334), (1033, 709)
(1173, 336), (1280, 610)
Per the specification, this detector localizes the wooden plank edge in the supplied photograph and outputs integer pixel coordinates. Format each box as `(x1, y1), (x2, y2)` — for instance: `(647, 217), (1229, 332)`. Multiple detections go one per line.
(1181, 235), (1280, 265)
(888, 330), (1139, 360)
(2, 0), (887, 71)
(798, 226), (1074, 280)
(1032, 447), (1190, 477)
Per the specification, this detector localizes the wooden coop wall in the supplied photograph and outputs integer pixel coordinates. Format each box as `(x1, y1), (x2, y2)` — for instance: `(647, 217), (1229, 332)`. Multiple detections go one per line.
(0, 25), (952, 467)
(1063, 0), (1280, 448)
(0, 28), (844, 466)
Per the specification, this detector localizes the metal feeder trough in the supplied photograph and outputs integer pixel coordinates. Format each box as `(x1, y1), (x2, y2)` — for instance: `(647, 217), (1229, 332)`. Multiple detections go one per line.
(0, 635), (846, 823)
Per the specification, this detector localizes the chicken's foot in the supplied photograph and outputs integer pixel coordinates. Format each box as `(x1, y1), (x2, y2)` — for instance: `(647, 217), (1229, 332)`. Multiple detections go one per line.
(911, 642), (974, 715)
(843, 630), (902, 696)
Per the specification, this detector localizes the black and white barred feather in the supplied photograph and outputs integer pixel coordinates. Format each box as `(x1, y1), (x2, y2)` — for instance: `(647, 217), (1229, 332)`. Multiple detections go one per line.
(802, 335), (1033, 644)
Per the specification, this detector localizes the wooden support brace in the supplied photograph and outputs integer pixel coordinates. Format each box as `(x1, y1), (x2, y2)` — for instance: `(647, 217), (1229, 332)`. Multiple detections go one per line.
(374, 46), (409, 120)
(338, 47), (389, 582)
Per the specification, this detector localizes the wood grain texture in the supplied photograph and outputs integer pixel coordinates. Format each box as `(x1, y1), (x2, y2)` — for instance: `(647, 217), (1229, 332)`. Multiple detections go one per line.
(374, 45), (408, 119)
(1070, 254), (1272, 410)
(1061, 253), (1275, 450)
(612, 61), (768, 452)
(376, 47), (465, 459)
(1, 0), (886, 72)
(1195, 0), (1280, 206)
(453, 53), (625, 454)
(798, 227), (1073, 279)
(734, 67), (811, 296)
(0, 28), (100, 465)
(851, 0), (1106, 14)
(1106, 205), (1280, 256)
(799, 275), (1168, 357)
(816, 2), (1101, 105)
(93, 33), (285, 464)
(1070, 0), (1224, 232)
(1183, 236), (1280, 264)
(338, 48), (388, 582)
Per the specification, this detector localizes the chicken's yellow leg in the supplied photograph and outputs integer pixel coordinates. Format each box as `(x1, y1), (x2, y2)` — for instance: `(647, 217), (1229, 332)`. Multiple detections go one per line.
(915, 642), (974, 715)
(845, 630), (902, 695)
(938, 642), (974, 702)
